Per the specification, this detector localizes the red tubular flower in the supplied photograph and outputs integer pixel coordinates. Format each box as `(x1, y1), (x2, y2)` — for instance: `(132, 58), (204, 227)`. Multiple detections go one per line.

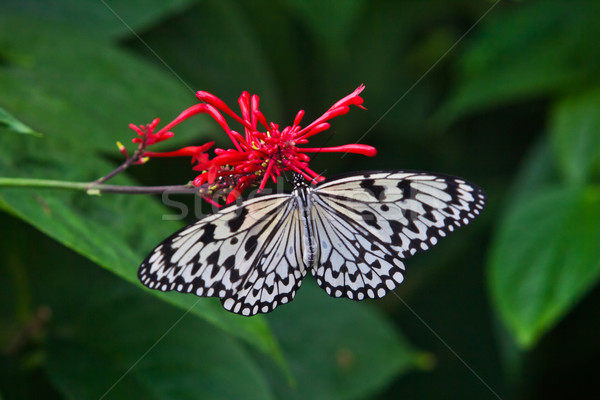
(129, 118), (174, 146)
(128, 85), (376, 204)
(193, 84), (375, 195)
(144, 142), (215, 164)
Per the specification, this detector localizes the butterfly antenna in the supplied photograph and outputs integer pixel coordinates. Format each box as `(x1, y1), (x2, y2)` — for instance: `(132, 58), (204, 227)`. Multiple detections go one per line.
(304, 130), (336, 185)
(310, 169), (327, 185)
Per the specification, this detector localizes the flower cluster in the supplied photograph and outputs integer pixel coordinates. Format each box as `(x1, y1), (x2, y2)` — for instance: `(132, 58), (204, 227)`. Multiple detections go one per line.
(125, 85), (376, 204)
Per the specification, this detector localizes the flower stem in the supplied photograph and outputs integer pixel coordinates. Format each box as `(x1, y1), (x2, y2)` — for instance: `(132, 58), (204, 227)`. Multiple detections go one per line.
(0, 177), (196, 195)
(93, 162), (133, 185)
(95, 138), (146, 185)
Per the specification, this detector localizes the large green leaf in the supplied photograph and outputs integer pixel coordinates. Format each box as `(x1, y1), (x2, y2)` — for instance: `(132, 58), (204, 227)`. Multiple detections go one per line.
(46, 273), (275, 400)
(550, 86), (600, 184)
(263, 282), (423, 400)
(0, 15), (280, 358)
(438, 0), (600, 124)
(489, 186), (600, 347)
(0, 180), (278, 359)
(2, 0), (197, 39)
(0, 215), (274, 400)
(0, 16), (203, 152)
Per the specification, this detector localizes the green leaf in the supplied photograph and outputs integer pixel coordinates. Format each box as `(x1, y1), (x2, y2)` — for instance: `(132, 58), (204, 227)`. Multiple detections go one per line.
(550, 86), (600, 184)
(0, 107), (41, 137)
(0, 218), (274, 400)
(46, 278), (275, 400)
(0, 174), (280, 360)
(0, 16), (281, 359)
(489, 186), (600, 347)
(281, 0), (366, 59)
(0, 16), (205, 152)
(2, 0), (197, 39)
(130, 0), (282, 116)
(438, 1), (600, 124)
(504, 138), (561, 207)
(264, 282), (422, 400)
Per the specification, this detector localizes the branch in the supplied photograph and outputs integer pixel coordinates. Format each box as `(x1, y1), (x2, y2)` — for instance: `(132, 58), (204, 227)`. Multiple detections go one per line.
(0, 177), (197, 195)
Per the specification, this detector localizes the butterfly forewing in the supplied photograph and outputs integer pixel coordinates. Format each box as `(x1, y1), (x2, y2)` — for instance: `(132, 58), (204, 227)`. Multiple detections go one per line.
(309, 171), (486, 300)
(315, 171), (486, 256)
(138, 193), (306, 313)
(139, 170), (486, 316)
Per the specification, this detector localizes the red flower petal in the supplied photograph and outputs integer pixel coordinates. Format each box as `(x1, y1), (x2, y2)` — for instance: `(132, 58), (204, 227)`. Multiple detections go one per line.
(298, 144), (376, 157)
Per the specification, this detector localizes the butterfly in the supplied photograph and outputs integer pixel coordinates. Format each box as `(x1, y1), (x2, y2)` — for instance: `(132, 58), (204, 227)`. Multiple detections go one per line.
(138, 170), (486, 316)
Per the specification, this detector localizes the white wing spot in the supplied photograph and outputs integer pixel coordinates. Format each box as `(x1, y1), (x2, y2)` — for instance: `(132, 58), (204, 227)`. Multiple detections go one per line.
(392, 272), (404, 283)
(223, 298), (234, 309)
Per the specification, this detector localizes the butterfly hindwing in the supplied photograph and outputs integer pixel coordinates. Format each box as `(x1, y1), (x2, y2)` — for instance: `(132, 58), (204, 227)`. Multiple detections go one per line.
(310, 171), (486, 300)
(221, 197), (308, 316)
(310, 196), (407, 300)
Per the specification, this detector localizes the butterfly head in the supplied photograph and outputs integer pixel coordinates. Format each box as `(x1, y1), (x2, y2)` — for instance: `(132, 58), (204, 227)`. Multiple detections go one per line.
(292, 173), (308, 188)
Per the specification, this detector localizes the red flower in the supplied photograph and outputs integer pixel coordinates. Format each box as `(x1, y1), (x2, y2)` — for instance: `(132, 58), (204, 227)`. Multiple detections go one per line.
(128, 85), (376, 204)
(130, 118), (174, 146)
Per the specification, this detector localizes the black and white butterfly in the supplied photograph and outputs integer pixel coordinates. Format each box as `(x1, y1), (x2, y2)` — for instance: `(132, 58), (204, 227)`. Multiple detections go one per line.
(138, 170), (486, 316)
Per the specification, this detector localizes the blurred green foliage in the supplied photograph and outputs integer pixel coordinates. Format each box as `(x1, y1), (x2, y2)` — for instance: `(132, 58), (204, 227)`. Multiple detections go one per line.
(1, 0), (599, 399)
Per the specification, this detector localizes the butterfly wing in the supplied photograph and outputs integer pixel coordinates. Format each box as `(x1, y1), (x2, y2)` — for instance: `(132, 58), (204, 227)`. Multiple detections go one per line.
(138, 193), (308, 316)
(310, 171), (486, 300)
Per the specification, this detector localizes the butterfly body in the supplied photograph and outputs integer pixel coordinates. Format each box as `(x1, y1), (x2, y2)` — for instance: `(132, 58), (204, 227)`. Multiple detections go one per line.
(292, 180), (319, 267)
(139, 170), (486, 316)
